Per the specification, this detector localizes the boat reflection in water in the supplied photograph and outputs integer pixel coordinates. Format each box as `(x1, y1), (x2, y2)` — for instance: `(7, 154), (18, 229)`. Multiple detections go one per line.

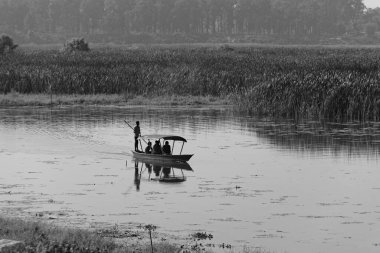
(133, 158), (193, 191)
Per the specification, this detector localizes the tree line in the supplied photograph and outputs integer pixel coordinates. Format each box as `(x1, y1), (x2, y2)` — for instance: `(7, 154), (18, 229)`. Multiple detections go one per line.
(0, 0), (379, 42)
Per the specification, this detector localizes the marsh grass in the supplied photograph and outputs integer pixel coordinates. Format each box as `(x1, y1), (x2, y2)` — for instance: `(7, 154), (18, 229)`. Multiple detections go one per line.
(0, 216), (181, 253)
(2, 46), (379, 121)
(0, 216), (116, 252)
(0, 93), (126, 106)
(0, 216), (272, 253)
(0, 93), (227, 106)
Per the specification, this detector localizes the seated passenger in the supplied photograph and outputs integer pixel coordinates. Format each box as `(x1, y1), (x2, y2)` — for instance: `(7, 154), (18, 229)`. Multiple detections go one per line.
(162, 141), (171, 155)
(152, 140), (162, 154)
(145, 141), (152, 154)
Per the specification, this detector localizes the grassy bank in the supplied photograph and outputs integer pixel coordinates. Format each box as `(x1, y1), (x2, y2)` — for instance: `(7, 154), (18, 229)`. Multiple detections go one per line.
(0, 216), (115, 252)
(0, 216), (179, 253)
(0, 93), (229, 107)
(1, 46), (380, 120)
(0, 216), (270, 253)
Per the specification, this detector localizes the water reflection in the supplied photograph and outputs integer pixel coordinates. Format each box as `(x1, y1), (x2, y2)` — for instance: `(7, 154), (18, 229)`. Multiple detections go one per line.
(132, 158), (193, 191)
(1, 106), (379, 158)
(134, 161), (141, 191)
(1, 106), (380, 253)
(243, 120), (380, 157)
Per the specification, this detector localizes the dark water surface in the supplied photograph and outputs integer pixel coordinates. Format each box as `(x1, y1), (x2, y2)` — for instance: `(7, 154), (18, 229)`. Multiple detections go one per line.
(0, 106), (379, 253)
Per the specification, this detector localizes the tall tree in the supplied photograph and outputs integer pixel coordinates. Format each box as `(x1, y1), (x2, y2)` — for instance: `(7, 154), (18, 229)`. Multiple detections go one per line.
(28, 0), (50, 32)
(155, 0), (175, 33)
(48, 0), (63, 33)
(80, 0), (105, 33)
(63, 0), (81, 33)
(103, 0), (136, 35)
(132, 0), (156, 32)
(1, 0), (29, 31)
(173, 0), (201, 33)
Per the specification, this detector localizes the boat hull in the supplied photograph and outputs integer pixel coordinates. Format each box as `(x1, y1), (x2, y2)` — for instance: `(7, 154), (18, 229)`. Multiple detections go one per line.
(131, 151), (193, 162)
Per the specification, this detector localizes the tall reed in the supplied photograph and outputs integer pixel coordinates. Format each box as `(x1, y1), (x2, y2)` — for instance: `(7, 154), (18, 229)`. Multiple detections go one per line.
(1, 46), (380, 121)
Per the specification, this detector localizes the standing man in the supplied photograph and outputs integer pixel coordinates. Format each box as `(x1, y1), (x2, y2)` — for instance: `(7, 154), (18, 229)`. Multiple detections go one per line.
(134, 121), (141, 151)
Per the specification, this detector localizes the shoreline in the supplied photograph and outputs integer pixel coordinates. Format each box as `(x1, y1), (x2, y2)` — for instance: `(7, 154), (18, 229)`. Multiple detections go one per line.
(0, 215), (182, 253)
(0, 93), (231, 107)
(0, 214), (251, 253)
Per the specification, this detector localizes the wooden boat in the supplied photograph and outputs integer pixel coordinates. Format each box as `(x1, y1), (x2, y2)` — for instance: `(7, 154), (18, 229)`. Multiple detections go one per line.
(132, 135), (194, 162)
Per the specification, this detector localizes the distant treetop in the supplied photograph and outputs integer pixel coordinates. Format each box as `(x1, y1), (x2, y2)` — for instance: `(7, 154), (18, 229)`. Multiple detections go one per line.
(0, 0), (377, 43)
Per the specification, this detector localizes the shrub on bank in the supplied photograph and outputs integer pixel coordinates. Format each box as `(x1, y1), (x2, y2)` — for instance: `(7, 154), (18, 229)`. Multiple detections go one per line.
(0, 34), (18, 54)
(62, 38), (90, 52)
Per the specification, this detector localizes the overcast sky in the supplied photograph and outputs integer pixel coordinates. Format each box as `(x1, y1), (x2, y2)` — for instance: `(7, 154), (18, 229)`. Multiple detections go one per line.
(364, 0), (380, 8)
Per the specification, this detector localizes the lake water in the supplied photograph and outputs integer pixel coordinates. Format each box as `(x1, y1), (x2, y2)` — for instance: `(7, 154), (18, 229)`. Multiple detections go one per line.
(0, 106), (379, 253)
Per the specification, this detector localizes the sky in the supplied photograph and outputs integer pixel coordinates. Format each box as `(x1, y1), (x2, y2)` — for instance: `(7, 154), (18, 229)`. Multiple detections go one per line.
(364, 0), (380, 9)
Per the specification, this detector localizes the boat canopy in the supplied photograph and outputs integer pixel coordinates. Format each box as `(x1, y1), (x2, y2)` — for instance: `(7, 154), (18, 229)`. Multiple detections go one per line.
(140, 135), (187, 142)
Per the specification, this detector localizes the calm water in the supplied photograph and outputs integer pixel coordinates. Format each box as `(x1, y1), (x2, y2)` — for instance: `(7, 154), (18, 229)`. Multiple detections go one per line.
(0, 106), (380, 253)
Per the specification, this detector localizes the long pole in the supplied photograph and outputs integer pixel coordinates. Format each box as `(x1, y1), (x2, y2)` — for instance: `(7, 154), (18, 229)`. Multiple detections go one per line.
(50, 83), (53, 106)
(180, 142), (184, 155)
(124, 120), (148, 144)
(149, 230), (153, 253)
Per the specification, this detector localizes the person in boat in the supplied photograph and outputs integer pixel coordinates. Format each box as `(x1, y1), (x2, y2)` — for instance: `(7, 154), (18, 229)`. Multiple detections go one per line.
(162, 141), (171, 155)
(152, 140), (162, 154)
(145, 141), (152, 154)
(134, 121), (141, 152)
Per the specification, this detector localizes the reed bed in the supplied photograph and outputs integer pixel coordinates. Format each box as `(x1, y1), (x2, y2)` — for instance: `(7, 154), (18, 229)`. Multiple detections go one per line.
(1, 46), (380, 121)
